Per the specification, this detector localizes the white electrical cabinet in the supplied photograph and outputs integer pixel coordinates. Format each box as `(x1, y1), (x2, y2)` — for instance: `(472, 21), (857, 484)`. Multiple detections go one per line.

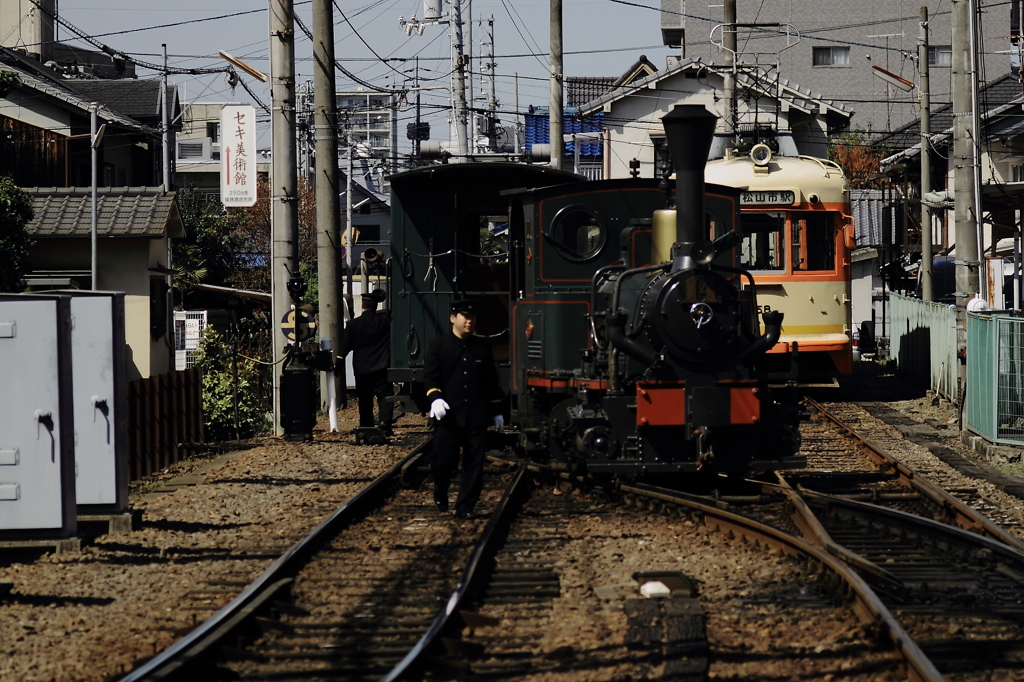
(62, 291), (129, 512)
(0, 295), (77, 537)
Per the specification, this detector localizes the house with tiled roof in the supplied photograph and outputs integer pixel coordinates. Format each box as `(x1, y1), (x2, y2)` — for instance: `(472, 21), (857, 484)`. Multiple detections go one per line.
(0, 45), (185, 379)
(577, 57), (852, 180)
(526, 56), (660, 179)
(22, 187), (184, 380)
(876, 73), (1024, 284)
(63, 78), (181, 137)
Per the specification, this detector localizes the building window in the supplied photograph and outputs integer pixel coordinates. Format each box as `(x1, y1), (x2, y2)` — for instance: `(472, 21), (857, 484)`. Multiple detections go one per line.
(812, 46), (850, 67)
(1013, 164), (1024, 183)
(359, 224), (381, 242)
(929, 45), (952, 67)
(651, 135), (670, 179)
(206, 122), (220, 142)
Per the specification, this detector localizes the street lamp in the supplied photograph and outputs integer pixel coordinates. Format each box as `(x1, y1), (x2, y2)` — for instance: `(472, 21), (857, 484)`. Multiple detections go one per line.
(218, 50), (268, 83)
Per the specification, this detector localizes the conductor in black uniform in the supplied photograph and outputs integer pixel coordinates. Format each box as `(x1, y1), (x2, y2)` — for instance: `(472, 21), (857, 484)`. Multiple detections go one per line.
(339, 288), (394, 431)
(425, 299), (504, 519)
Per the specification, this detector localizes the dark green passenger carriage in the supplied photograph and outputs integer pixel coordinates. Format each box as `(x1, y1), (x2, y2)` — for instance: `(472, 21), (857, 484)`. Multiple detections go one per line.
(387, 162), (580, 412)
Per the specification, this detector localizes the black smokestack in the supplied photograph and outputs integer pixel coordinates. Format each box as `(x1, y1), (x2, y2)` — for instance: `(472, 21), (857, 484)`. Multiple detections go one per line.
(661, 105), (718, 263)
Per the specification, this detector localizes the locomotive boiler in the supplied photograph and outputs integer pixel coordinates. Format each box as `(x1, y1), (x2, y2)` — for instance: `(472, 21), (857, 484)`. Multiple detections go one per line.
(388, 105), (803, 477)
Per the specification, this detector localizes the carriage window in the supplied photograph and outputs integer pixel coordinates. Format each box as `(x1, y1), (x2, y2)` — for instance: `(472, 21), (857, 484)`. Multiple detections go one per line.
(739, 212), (786, 272)
(794, 212), (836, 272)
(547, 205), (605, 261)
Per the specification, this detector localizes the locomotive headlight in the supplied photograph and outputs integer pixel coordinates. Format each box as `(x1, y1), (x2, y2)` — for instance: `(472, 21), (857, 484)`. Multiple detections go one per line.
(691, 239), (715, 266)
(690, 302), (714, 329)
(750, 143), (772, 166)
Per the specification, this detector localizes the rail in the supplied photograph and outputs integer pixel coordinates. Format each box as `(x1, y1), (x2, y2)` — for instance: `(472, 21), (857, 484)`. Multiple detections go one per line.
(806, 397), (1024, 552)
(620, 481), (945, 682)
(118, 440), (431, 681)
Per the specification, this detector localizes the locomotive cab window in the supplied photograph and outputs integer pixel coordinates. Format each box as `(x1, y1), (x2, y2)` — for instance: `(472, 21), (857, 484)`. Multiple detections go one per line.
(739, 212), (785, 272)
(546, 205), (605, 261)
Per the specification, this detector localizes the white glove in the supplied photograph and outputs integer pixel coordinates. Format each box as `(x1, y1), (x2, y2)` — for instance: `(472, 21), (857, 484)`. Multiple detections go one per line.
(493, 414), (504, 431)
(429, 398), (450, 420)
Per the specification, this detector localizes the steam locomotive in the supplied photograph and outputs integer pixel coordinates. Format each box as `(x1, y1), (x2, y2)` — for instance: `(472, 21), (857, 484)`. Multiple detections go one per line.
(387, 105), (804, 475)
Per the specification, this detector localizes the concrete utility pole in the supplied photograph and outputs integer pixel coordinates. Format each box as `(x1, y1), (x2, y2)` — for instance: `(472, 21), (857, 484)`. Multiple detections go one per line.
(919, 6), (933, 301)
(466, 0), (474, 152)
(90, 103), (99, 291)
(952, 0), (981, 419)
(723, 0), (737, 141)
(952, 0), (980, 310)
(312, 0), (341, 425)
(162, 45), (171, 192)
(451, 0), (469, 158)
(484, 15), (497, 151)
(549, 0), (563, 170)
(270, 0), (300, 435)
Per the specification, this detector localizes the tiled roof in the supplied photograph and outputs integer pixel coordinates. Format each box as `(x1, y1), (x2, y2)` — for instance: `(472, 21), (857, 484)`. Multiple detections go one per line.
(566, 56), (659, 107)
(566, 77), (617, 107)
(64, 79), (178, 124)
(0, 47), (150, 132)
(879, 73), (1022, 153)
(23, 187), (183, 238)
(579, 58), (851, 119)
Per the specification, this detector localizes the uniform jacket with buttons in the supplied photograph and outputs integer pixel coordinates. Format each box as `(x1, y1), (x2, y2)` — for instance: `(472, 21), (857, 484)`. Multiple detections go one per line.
(339, 310), (390, 377)
(424, 331), (503, 428)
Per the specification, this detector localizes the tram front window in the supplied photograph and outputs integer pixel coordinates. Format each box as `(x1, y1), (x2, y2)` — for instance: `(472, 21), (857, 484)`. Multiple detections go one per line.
(793, 213), (836, 272)
(740, 212), (786, 272)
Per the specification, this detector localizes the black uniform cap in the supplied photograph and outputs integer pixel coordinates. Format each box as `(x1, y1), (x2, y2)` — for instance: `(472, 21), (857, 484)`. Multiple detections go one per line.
(451, 299), (477, 315)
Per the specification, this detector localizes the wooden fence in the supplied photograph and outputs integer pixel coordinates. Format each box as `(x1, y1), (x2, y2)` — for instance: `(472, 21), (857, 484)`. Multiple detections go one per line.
(127, 368), (204, 481)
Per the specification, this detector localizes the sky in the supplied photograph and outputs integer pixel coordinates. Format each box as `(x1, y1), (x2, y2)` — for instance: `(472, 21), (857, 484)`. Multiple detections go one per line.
(54, 0), (679, 154)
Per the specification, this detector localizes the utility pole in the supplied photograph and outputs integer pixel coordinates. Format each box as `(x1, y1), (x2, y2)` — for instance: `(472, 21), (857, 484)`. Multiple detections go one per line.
(466, 0), (474, 153)
(313, 0), (341, 429)
(969, 0), (985, 299)
(919, 6), (934, 301)
(91, 103), (99, 291)
(451, 0), (469, 158)
(414, 57), (422, 158)
(952, 0), (981, 419)
(484, 16), (497, 151)
(550, 0), (564, 170)
(162, 45), (171, 192)
(952, 0), (980, 309)
(270, 0), (300, 436)
(514, 72), (520, 155)
(723, 0), (737, 142)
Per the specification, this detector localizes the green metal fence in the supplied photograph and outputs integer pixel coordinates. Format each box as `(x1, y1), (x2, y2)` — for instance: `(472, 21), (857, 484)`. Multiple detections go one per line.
(967, 312), (1024, 446)
(889, 293), (958, 402)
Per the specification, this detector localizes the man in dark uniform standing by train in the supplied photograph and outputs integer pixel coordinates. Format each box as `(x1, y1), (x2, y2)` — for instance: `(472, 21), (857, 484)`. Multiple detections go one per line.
(338, 288), (394, 434)
(425, 299), (504, 519)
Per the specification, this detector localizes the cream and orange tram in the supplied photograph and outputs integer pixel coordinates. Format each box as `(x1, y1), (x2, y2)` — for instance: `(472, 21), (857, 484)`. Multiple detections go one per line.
(705, 146), (854, 383)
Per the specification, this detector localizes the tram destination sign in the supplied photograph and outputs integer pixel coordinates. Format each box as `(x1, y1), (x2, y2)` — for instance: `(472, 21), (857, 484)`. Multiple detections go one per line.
(740, 190), (796, 206)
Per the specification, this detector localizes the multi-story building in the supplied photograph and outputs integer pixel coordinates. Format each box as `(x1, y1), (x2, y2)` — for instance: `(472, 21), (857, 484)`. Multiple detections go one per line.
(665, 0), (1016, 136)
(336, 90), (398, 176)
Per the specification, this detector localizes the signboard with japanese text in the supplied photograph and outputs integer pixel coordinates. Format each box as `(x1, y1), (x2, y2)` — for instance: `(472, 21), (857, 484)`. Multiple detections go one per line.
(220, 105), (257, 207)
(740, 190), (796, 206)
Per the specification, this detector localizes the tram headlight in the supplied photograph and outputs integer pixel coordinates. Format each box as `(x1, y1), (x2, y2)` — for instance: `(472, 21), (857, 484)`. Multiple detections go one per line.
(750, 143), (772, 166)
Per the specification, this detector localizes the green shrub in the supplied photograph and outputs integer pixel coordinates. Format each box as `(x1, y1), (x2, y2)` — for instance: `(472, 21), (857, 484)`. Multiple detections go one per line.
(195, 326), (270, 441)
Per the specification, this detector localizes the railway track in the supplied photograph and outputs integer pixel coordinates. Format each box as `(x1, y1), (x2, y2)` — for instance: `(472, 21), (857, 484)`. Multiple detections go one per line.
(114, 396), (1024, 681)
(798, 398), (1024, 550)
(118, 440), (514, 681)
(685, 397), (1024, 679)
